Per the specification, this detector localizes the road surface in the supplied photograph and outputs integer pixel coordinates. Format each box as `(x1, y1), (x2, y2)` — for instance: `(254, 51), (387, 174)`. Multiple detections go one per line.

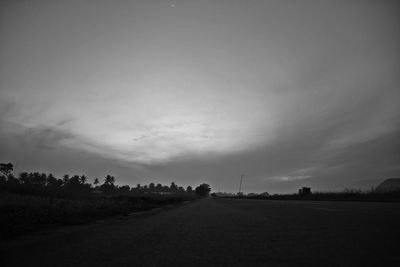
(1, 198), (400, 266)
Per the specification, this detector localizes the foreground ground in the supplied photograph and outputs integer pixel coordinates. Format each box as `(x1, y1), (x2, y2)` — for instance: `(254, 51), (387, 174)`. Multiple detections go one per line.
(1, 198), (400, 266)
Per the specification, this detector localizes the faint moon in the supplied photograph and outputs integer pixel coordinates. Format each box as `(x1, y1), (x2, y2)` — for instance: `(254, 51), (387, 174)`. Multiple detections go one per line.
(171, 4), (175, 8)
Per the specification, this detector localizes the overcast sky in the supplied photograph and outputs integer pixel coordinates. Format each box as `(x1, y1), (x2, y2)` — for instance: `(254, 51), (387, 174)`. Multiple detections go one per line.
(1, 0), (399, 193)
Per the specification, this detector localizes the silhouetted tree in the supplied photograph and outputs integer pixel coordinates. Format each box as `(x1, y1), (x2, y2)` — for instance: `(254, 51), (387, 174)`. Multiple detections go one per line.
(18, 172), (29, 184)
(130, 184), (141, 194)
(0, 163), (13, 177)
(161, 185), (168, 192)
(186, 186), (193, 194)
(60, 174), (91, 195)
(20, 172), (47, 187)
(195, 183), (211, 197)
(143, 185), (148, 193)
(104, 175), (115, 186)
(46, 173), (56, 185)
(119, 185), (130, 193)
(178, 186), (185, 194)
(149, 182), (155, 191)
(156, 183), (162, 192)
(46, 174), (62, 189)
(170, 182), (178, 193)
(101, 175), (116, 194)
(0, 162), (200, 199)
(79, 175), (87, 184)
(0, 163), (17, 192)
(62, 175), (70, 185)
(69, 175), (81, 186)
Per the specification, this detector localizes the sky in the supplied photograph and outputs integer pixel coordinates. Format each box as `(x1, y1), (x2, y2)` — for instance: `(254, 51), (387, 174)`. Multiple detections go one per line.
(1, 0), (399, 193)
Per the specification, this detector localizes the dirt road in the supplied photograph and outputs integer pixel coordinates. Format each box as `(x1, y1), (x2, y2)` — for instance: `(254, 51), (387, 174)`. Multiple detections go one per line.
(1, 198), (400, 266)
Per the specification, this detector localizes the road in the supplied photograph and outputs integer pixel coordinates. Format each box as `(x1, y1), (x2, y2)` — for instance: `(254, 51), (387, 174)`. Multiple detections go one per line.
(1, 198), (400, 266)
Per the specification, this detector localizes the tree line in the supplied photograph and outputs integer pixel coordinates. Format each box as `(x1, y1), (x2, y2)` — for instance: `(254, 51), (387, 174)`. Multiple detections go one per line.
(0, 162), (211, 198)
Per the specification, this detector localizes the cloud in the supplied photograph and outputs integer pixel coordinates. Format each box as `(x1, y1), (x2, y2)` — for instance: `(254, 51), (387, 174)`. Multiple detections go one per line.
(0, 0), (399, 192)
(0, 119), (73, 151)
(21, 127), (73, 150)
(270, 176), (312, 182)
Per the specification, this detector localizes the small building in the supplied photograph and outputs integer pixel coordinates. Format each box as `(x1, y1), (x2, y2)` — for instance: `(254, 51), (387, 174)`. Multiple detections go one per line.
(298, 187), (311, 195)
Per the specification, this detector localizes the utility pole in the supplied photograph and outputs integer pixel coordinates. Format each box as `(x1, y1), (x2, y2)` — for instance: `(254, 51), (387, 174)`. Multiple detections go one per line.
(238, 174), (244, 194)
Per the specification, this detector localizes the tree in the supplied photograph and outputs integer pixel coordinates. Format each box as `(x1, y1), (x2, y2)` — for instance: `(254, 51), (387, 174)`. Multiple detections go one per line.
(162, 185), (169, 193)
(119, 185), (130, 193)
(156, 183), (162, 192)
(93, 178), (100, 186)
(24, 172), (47, 187)
(170, 182), (178, 193)
(62, 175), (70, 185)
(178, 186), (185, 194)
(143, 185), (148, 192)
(69, 175), (81, 186)
(101, 175), (116, 194)
(63, 175), (90, 195)
(19, 172), (30, 184)
(195, 183), (211, 197)
(0, 163), (13, 177)
(46, 174), (62, 189)
(79, 175), (87, 185)
(104, 175), (115, 186)
(186, 186), (193, 194)
(131, 184), (141, 194)
(149, 182), (155, 192)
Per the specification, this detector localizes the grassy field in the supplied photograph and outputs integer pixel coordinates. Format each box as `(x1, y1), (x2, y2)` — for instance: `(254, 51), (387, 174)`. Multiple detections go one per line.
(0, 193), (195, 240)
(217, 189), (400, 202)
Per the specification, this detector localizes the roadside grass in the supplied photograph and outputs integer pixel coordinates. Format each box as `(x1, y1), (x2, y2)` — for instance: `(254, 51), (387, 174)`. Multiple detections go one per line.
(218, 189), (400, 202)
(0, 193), (195, 240)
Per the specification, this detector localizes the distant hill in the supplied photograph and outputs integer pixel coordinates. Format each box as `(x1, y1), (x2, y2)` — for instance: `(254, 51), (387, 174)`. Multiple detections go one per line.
(376, 178), (400, 192)
(350, 178), (385, 190)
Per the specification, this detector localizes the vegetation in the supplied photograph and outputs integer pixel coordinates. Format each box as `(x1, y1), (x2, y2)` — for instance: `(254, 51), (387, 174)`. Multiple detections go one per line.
(0, 163), (207, 198)
(214, 188), (400, 202)
(194, 183), (211, 197)
(0, 162), (211, 239)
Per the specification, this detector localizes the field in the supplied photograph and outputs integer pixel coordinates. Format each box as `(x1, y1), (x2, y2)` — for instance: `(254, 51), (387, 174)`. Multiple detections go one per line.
(1, 197), (400, 266)
(0, 193), (195, 239)
(227, 189), (400, 202)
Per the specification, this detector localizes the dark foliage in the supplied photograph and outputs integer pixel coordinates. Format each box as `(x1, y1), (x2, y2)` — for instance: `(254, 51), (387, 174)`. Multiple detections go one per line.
(0, 163), (13, 177)
(0, 193), (196, 240)
(195, 183), (211, 197)
(0, 163), (200, 198)
(0, 162), (208, 239)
